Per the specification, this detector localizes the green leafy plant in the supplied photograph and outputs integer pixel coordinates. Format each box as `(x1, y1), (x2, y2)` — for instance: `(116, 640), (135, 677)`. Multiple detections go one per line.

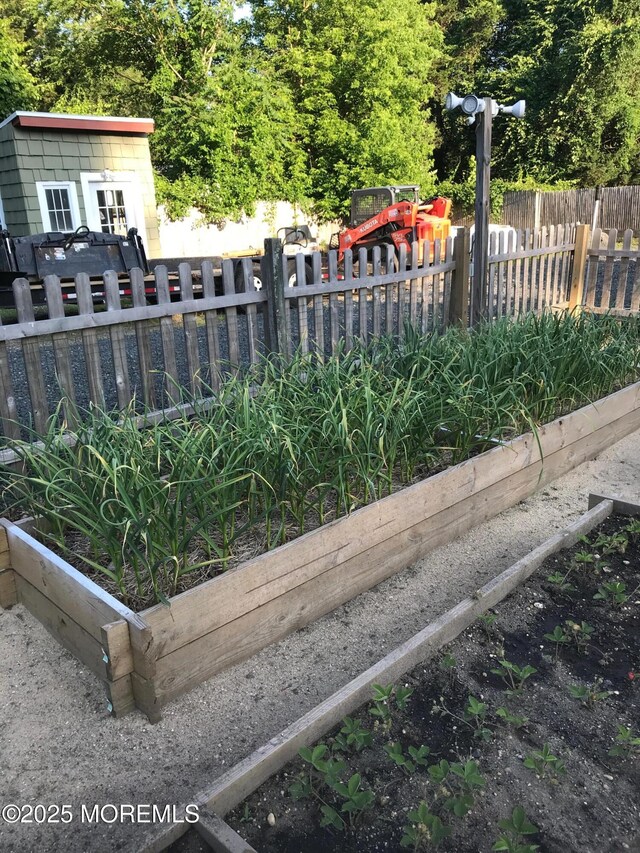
(594, 580), (629, 607)
(332, 717), (372, 753)
(523, 743), (566, 780)
(574, 549), (596, 566)
(593, 531), (628, 555)
(478, 611), (499, 639)
(464, 695), (492, 741)
(384, 742), (431, 774)
(427, 759), (485, 818)
(608, 725), (640, 759)
(546, 570), (575, 592)
(569, 679), (611, 709)
(369, 683), (413, 728)
(493, 806), (539, 852)
(490, 659), (537, 695)
(496, 707), (528, 728)
(330, 772), (375, 827)
(401, 802), (451, 849)
(545, 620), (594, 657)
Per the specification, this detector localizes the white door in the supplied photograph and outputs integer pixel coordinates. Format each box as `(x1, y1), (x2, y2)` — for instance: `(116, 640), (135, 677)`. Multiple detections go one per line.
(81, 173), (147, 244)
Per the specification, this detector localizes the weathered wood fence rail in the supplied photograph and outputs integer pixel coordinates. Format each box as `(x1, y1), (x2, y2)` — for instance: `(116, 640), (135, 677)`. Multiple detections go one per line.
(0, 222), (638, 441)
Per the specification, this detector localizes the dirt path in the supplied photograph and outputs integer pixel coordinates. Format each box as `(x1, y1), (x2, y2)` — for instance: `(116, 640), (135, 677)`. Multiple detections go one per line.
(2, 429), (640, 853)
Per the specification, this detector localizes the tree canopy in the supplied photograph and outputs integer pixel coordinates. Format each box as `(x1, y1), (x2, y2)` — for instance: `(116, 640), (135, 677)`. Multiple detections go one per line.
(1, 0), (639, 220)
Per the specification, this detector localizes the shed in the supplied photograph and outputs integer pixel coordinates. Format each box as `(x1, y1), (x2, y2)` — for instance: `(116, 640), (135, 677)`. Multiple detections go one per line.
(0, 112), (160, 257)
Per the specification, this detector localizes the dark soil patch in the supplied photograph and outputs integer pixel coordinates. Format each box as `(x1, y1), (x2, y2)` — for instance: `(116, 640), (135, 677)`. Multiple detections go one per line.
(220, 513), (640, 853)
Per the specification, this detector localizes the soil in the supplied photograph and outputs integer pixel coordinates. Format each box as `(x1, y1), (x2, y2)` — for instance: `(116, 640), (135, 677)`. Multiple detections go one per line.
(225, 514), (640, 853)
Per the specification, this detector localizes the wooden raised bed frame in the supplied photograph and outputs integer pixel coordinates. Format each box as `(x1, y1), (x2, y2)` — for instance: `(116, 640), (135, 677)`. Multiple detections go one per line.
(1, 381), (640, 723)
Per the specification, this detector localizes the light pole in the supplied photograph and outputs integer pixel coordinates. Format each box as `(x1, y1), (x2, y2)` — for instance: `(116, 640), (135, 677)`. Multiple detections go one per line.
(445, 93), (526, 325)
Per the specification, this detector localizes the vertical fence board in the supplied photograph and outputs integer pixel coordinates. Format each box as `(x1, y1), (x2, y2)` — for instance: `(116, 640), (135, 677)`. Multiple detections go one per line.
(294, 254), (310, 356)
(343, 250), (353, 352)
(154, 266), (181, 401)
(409, 242), (419, 327)
(130, 268), (156, 408)
(75, 272), (105, 409)
(358, 248), (368, 345)
(240, 259), (259, 366)
(616, 230), (633, 310)
(328, 251), (339, 356)
(311, 252), (324, 360)
(200, 261), (222, 392)
(432, 239), (442, 328)
(630, 247), (640, 311)
(43, 275), (77, 423)
(0, 337), (20, 440)
(420, 241), (431, 333)
(585, 228), (601, 308)
(442, 237), (453, 327)
(12, 279), (49, 433)
(513, 229), (524, 315)
(487, 232), (497, 318)
(104, 271), (132, 408)
(222, 259), (241, 367)
(383, 246), (394, 335)
(496, 231), (509, 317)
(600, 230), (618, 309)
(372, 247), (382, 338)
(396, 244), (407, 338)
(178, 263), (202, 397)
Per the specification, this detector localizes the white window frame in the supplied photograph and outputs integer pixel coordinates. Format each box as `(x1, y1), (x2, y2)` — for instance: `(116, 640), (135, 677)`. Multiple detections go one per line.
(0, 190), (6, 229)
(80, 171), (147, 247)
(35, 180), (81, 232)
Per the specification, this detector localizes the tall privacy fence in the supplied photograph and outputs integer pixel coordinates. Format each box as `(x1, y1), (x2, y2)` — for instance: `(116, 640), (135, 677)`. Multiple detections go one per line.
(0, 223), (638, 442)
(501, 186), (640, 232)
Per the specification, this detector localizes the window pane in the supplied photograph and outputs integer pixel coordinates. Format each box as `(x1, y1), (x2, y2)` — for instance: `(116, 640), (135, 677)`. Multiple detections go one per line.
(44, 186), (72, 231)
(96, 188), (128, 234)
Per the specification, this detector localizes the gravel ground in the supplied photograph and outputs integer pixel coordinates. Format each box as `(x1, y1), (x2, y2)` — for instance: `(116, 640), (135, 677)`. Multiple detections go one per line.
(1, 426), (640, 853)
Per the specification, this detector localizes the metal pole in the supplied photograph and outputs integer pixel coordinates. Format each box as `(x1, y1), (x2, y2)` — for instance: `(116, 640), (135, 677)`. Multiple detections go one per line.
(472, 97), (492, 325)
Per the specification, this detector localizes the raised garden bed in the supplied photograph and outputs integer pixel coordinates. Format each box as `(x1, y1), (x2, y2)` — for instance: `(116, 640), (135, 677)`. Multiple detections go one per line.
(200, 494), (639, 853)
(1, 381), (640, 723)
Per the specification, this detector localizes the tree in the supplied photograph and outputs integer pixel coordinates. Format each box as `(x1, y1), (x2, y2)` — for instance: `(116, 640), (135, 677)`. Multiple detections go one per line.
(251, 0), (444, 219)
(479, 0), (640, 185)
(0, 17), (38, 117)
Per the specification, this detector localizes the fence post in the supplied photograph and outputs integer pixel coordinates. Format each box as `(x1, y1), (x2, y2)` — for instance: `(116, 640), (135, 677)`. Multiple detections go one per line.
(568, 224), (590, 311)
(450, 228), (470, 327)
(262, 238), (287, 356)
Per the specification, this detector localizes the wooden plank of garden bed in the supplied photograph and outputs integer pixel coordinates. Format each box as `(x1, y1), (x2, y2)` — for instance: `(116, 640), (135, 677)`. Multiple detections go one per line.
(144, 386), (640, 705)
(13, 573), (108, 679)
(1, 520), (147, 644)
(197, 498), (614, 817)
(0, 569), (17, 607)
(139, 380), (640, 662)
(195, 810), (258, 853)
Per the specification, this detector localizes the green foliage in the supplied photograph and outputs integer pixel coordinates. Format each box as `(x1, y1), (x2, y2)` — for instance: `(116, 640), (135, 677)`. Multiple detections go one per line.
(332, 717), (372, 753)
(523, 743), (566, 779)
(569, 680), (611, 709)
(401, 802), (451, 849)
(608, 724), (640, 759)
(594, 580), (629, 607)
(0, 17), (38, 116)
(493, 805), (539, 853)
(251, 0), (443, 219)
(490, 659), (537, 696)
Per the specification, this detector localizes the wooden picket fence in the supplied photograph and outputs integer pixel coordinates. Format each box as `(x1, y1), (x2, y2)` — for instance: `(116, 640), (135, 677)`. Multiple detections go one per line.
(0, 239), (463, 442)
(1, 222), (638, 443)
(485, 224), (577, 318)
(580, 227), (640, 314)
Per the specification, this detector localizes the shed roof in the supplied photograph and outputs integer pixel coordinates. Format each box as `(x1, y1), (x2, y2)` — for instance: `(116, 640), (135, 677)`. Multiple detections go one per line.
(0, 112), (155, 134)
